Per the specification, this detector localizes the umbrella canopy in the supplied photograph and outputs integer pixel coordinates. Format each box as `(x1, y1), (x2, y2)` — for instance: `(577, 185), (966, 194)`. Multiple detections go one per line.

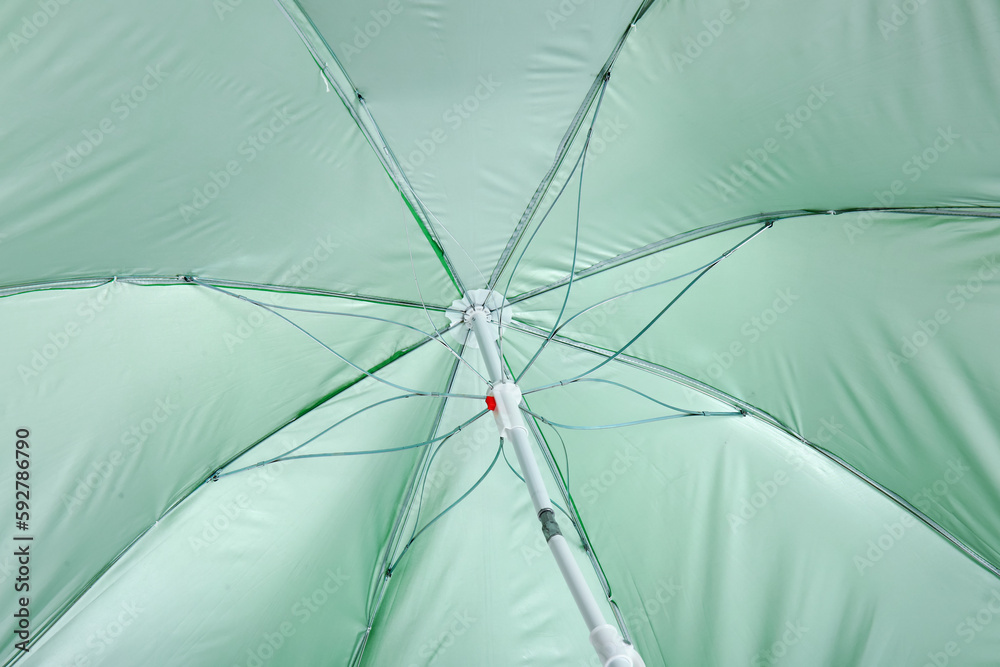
(3, 1), (1000, 665)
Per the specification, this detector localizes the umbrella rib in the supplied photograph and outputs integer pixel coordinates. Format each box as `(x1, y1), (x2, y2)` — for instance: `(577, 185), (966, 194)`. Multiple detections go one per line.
(271, 0), (467, 295)
(212, 399), (488, 480)
(521, 407), (741, 431)
(394, 190), (496, 385)
(498, 73), (611, 363)
(397, 409), (496, 565)
(540, 417), (572, 488)
(522, 223), (770, 392)
(509, 205), (1000, 305)
(487, 0), (656, 289)
(195, 279), (484, 399)
(256, 412), (487, 465)
(516, 221), (768, 383)
(397, 438), (452, 556)
(3, 207), (993, 301)
(508, 321), (1000, 582)
(198, 279), (492, 385)
(0, 274), (452, 308)
(545, 255), (729, 342)
(199, 330), (446, 492)
(358, 94), (491, 290)
(527, 377), (716, 415)
(349, 343), (468, 666)
(389, 441), (504, 574)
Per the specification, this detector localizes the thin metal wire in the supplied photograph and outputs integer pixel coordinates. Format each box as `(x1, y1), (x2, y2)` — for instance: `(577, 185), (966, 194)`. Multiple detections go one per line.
(497, 74), (612, 362)
(217, 405), (488, 478)
(272, 427), (470, 462)
(549, 422), (572, 488)
(522, 223), (771, 393)
(390, 439), (503, 572)
(195, 279), (486, 399)
(496, 147), (586, 361)
(394, 192), (494, 385)
(522, 407), (742, 431)
(516, 77), (611, 381)
(405, 439), (449, 549)
(359, 96), (489, 291)
(405, 406), (490, 551)
(211, 280), (489, 385)
(547, 257), (721, 341)
(524, 378), (699, 417)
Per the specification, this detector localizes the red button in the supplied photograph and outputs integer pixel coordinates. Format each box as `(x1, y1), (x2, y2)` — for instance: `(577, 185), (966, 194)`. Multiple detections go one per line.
(485, 395), (497, 411)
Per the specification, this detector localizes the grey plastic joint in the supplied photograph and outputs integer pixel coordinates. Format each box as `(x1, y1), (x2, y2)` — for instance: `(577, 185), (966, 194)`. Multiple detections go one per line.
(539, 509), (562, 542)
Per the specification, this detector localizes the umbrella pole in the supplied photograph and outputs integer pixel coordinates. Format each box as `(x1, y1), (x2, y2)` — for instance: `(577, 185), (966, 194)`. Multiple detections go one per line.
(468, 308), (645, 667)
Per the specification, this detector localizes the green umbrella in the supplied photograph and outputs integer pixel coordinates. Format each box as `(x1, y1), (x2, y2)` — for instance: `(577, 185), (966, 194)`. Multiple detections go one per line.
(3, 0), (1000, 665)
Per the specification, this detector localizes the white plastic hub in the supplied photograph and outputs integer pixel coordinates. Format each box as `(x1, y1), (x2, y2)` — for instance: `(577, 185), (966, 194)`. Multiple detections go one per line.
(446, 289), (512, 348)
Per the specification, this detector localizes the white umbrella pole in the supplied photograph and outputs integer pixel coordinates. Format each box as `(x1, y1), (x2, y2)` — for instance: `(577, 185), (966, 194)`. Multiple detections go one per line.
(469, 308), (644, 667)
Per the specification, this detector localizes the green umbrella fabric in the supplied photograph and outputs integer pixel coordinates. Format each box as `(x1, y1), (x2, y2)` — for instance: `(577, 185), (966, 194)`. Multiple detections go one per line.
(2, 0), (1000, 665)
